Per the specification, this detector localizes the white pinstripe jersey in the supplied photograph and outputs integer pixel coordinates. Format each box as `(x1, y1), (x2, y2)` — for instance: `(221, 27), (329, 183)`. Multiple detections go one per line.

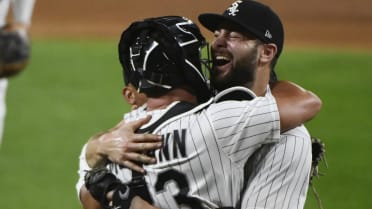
(120, 87), (281, 209)
(239, 125), (312, 209)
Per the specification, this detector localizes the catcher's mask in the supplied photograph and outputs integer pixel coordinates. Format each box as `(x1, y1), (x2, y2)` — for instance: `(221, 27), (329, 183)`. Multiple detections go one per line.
(118, 16), (211, 103)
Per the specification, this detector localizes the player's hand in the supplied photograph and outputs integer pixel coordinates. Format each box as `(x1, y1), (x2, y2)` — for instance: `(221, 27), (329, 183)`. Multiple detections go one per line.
(97, 116), (163, 173)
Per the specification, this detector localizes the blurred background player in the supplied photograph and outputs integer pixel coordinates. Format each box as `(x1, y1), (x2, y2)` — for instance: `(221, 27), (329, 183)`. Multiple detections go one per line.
(0, 0), (35, 144)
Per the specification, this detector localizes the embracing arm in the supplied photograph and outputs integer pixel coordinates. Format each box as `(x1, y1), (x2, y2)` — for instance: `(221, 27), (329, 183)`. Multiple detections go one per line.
(85, 117), (162, 172)
(80, 185), (102, 209)
(80, 117), (162, 209)
(81, 188), (160, 209)
(271, 80), (322, 132)
(76, 143), (103, 209)
(129, 197), (161, 209)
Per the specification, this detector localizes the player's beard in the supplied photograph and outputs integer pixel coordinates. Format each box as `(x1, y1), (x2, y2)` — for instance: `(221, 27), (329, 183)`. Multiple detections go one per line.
(211, 44), (259, 92)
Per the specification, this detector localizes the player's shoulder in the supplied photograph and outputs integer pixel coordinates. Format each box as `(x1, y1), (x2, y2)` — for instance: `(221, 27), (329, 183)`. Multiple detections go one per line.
(123, 104), (148, 122)
(204, 87), (256, 113)
(139, 100), (212, 133)
(208, 86), (276, 113)
(214, 86), (256, 103)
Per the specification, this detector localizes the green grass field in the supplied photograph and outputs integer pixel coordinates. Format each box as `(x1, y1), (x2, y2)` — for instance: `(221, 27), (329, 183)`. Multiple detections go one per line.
(0, 39), (371, 209)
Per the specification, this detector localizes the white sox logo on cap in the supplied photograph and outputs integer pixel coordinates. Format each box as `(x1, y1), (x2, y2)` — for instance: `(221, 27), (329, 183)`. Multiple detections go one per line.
(227, 0), (242, 16)
(265, 30), (272, 39)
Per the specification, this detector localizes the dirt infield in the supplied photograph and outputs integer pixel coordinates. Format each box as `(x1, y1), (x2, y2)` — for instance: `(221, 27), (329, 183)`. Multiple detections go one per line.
(30, 0), (372, 49)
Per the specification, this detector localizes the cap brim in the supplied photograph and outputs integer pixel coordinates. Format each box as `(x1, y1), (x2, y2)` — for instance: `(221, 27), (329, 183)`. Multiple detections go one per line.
(199, 13), (255, 34)
(198, 13), (265, 43)
(199, 13), (235, 32)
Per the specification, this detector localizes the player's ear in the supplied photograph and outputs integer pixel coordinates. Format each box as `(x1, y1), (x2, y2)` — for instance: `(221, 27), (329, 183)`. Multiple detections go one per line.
(123, 84), (147, 110)
(259, 43), (277, 64)
(122, 85), (137, 106)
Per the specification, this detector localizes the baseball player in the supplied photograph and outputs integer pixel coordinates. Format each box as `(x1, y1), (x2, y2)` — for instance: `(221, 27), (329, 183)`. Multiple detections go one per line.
(198, 1), (315, 209)
(121, 1), (320, 209)
(0, 0), (35, 145)
(79, 14), (321, 209)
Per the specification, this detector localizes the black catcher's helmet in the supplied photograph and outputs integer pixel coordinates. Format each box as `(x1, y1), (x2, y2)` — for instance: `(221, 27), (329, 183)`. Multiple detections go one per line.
(118, 16), (211, 103)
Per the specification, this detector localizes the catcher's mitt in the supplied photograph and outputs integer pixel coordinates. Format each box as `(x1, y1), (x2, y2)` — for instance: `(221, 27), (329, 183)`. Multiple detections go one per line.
(310, 137), (328, 209)
(310, 137), (327, 182)
(84, 167), (136, 209)
(0, 27), (30, 78)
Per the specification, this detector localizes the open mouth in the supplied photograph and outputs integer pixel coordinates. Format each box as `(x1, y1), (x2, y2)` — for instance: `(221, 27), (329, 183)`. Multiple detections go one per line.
(214, 55), (231, 66)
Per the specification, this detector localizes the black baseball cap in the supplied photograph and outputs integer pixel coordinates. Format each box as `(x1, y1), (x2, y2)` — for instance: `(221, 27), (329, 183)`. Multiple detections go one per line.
(199, 0), (284, 58)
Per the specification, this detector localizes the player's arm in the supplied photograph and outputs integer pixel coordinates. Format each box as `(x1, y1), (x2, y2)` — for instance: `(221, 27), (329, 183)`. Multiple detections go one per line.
(85, 117), (162, 170)
(76, 144), (103, 209)
(130, 197), (160, 209)
(80, 180), (160, 209)
(80, 185), (102, 209)
(271, 80), (322, 132)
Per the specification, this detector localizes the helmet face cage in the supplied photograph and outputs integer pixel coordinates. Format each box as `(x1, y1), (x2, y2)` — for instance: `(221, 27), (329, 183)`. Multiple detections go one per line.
(200, 42), (212, 88)
(119, 16), (211, 102)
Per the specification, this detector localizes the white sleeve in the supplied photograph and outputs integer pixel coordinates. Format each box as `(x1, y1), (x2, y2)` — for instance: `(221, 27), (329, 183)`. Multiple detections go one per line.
(209, 93), (280, 166)
(0, 0), (10, 27)
(75, 143), (91, 200)
(11, 0), (35, 26)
